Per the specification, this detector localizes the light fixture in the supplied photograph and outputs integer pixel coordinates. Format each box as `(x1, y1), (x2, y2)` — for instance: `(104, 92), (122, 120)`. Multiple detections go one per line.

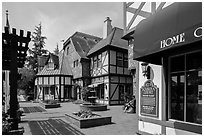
(130, 68), (136, 76)
(141, 62), (150, 79)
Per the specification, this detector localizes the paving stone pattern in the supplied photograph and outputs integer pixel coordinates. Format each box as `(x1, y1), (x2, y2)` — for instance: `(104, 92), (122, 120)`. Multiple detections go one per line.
(22, 106), (46, 113)
(28, 119), (84, 135)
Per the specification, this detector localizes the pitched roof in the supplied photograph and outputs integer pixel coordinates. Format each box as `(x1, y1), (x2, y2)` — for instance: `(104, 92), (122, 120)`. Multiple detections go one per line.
(87, 27), (128, 56)
(37, 50), (72, 76)
(48, 53), (59, 69)
(64, 32), (102, 59)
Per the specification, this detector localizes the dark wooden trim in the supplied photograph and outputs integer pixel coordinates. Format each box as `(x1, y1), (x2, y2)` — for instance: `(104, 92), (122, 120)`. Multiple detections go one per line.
(54, 77), (55, 100)
(139, 116), (202, 134)
(42, 77), (44, 85)
(36, 74), (73, 78)
(63, 76), (65, 101)
(110, 83), (119, 99)
(115, 51), (118, 74)
(59, 76), (61, 101)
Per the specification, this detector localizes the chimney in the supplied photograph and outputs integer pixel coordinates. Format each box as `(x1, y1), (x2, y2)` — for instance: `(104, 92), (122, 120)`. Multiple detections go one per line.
(103, 17), (112, 39)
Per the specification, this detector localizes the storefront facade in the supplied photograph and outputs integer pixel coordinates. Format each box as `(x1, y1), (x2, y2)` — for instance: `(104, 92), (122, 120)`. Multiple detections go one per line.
(124, 2), (202, 135)
(88, 27), (133, 105)
(35, 52), (73, 101)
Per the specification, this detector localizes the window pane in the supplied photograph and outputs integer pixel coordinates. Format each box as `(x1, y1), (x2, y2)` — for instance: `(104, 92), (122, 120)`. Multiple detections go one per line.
(117, 52), (123, 67)
(186, 51), (202, 70)
(170, 55), (185, 72)
(170, 73), (184, 121)
(186, 71), (202, 124)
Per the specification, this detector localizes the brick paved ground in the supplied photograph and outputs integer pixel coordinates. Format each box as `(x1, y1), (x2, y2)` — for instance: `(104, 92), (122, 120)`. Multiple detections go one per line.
(19, 102), (138, 135)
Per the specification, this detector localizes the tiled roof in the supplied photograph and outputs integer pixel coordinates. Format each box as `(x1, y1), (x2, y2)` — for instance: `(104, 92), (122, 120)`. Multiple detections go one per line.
(64, 32), (102, 59)
(37, 50), (72, 76)
(87, 27), (128, 56)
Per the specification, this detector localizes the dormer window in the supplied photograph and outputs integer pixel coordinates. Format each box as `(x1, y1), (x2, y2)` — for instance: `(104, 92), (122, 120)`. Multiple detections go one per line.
(47, 58), (54, 70)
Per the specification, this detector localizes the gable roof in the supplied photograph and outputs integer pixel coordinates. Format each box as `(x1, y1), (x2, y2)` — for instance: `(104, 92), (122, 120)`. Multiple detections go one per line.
(37, 50), (72, 76)
(48, 53), (59, 69)
(87, 27), (128, 56)
(64, 32), (102, 59)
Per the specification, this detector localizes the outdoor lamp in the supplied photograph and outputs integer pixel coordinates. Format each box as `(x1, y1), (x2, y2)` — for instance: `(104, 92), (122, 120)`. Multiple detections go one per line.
(141, 62), (150, 79)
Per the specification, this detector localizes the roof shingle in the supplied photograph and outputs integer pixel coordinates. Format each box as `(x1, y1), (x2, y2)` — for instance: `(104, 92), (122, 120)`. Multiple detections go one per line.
(87, 27), (128, 56)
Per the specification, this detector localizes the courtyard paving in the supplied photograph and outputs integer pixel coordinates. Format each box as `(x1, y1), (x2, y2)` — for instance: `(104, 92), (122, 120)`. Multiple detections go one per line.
(19, 101), (138, 135)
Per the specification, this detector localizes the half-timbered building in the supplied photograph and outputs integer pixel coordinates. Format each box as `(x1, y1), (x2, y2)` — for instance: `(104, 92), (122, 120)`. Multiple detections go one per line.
(63, 32), (101, 100)
(35, 51), (73, 101)
(87, 17), (133, 105)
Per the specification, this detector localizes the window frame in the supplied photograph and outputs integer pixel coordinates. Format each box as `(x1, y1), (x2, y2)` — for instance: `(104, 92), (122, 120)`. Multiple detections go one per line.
(168, 50), (202, 125)
(116, 52), (123, 67)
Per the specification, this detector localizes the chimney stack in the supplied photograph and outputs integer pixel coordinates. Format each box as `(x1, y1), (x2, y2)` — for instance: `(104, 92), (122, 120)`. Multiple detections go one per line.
(103, 17), (112, 39)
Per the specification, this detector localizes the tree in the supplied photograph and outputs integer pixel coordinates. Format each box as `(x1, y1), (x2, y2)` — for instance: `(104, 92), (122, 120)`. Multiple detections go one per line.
(53, 43), (59, 55)
(17, 67), (35, 95)
(26, 22), (48, 74)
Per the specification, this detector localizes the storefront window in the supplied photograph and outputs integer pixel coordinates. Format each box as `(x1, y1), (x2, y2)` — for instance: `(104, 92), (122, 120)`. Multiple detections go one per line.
(170, 73), (184, 121)
(169, 51), (202, 124)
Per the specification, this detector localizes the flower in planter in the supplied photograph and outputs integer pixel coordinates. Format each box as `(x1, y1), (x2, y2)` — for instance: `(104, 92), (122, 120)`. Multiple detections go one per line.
(73, 110), (98, 118)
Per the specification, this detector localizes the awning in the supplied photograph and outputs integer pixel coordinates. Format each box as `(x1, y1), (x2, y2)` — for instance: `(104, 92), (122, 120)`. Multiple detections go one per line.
(133, 2), (202, 65)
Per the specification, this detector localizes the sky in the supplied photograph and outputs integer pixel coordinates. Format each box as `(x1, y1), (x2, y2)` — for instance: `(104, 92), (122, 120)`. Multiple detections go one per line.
(2, 2), (124, 52)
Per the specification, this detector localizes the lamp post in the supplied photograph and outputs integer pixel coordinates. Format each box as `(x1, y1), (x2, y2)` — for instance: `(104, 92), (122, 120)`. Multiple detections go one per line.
(2, 16), (31, 130)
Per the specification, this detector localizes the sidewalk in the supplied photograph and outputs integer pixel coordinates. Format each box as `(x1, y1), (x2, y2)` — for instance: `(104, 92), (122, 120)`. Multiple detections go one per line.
(19, 102), (138, 135)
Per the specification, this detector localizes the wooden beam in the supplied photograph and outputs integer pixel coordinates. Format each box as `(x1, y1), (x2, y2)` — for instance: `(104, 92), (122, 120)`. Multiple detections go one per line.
(151, 2), (156, 14)
(127, 7), (151, 18)
(123, 2), (127, 34)
(126, 2), (134, 8)
(127, 2), (145, 30)
(156, 2), (166, 12)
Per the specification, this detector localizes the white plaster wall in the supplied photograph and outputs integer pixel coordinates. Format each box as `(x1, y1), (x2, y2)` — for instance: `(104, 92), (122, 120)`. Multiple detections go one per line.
(139, 121), (162, 135)
(139, 62), (164, 134)
(138, 62), (163, 118)
(110, 50), (116, 65)
(39, 77), (42, 85)
(55, 77), (59, 84)
(50, 77), (54, 85)
(166, 127), (199, 135)
(65, 77), (71, 85)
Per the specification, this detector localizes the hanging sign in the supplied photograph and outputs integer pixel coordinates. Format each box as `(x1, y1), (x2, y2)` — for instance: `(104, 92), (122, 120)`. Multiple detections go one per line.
(140, 80), (159, 117)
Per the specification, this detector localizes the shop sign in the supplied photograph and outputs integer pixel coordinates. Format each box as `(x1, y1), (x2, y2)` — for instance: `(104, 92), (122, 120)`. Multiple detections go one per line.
(194, 27), (202, 38)
(160, 33), (185, 49)
(160, 26), (202, 49)
(140, 80), (159, 117)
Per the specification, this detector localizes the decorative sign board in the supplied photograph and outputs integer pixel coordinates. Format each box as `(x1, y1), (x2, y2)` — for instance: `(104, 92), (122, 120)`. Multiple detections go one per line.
(140, 80), (159, 117)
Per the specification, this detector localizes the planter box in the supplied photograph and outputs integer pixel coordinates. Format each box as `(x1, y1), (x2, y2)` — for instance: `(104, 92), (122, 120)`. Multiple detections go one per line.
(40, 102), (60, 109)
(80, 104), (107, 111)
(65, 112), (112, 128)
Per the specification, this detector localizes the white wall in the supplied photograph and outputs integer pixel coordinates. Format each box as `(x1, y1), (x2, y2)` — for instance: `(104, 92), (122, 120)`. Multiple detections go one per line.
(138, 62), (163, 134)
(166, 127), (199, 135)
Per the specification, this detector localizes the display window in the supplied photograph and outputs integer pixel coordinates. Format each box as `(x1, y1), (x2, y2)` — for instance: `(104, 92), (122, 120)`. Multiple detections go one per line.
(169, 50), (202, 124)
